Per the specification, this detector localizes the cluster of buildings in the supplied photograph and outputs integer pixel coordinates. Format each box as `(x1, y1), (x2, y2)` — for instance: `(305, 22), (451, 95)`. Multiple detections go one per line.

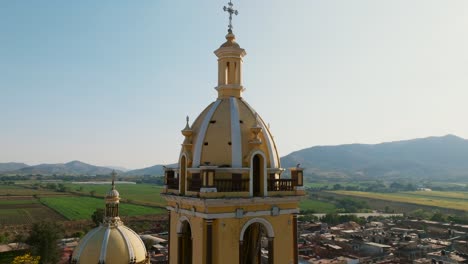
(57, 214), (468, 264)
(296, 218), (468, 264)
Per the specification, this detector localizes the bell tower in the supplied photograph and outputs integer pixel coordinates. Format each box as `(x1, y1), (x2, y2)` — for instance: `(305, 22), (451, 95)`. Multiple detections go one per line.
(161, 2), (305, 263)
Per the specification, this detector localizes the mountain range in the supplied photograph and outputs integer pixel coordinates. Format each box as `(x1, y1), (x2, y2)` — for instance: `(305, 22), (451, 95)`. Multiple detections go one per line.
(0, 162), (29, 173)
(0, 161), (120, 176)
(281, 134), (468, 181)
(2, 135), (468, 181)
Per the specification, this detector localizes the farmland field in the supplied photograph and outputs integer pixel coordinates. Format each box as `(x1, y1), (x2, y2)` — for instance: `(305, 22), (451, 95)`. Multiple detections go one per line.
(299, 199), (336, 213)
(0, 198), (40, 205)
(66, 183), (165, 206)
(305, 182), (364, 189)
(331, 190), (468, 212)
(0, 198), (66, 225)
(0, 185), (59, 196)
(40, 196), (165, 220)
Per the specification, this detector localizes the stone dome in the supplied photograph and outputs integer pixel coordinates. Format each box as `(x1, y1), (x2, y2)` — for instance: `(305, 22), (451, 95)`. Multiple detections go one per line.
(71, 171), (149, 264)
(71, 224), (148, 264)
(183, 98), (280, 169)
(106, 188), (120, 198)
(178, 31), (281, 171)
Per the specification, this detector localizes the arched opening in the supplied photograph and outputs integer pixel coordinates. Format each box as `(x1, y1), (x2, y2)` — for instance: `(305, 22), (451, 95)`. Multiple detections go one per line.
(178, 220), (192, 264)
(251, 154), (265, 197)
(180, 155), (187, 195)
(225, 61), (230, 84)
(239, 219), (274, 264)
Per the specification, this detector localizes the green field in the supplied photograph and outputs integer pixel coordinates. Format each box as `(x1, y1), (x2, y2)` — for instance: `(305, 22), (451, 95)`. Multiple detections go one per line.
(0, 183), (166, 224)
(331, 190), (468, 212)
(0, 185), (58, 196)
(66, 183), (165, 207)
(305, 182), (362, 188)
(40, 196), (165, 220)
(0, 204), (66, 225)
(0, 199), (40, 205)
(299, 199), (336, 213)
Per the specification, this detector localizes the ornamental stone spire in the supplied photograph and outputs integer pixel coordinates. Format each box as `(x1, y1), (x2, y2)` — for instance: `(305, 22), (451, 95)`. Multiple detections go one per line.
(104, 171), (121, 225)
(215, 1), (246, 99)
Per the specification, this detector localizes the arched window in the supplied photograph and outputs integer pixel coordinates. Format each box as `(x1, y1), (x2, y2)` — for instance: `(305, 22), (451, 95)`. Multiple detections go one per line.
(177, 219), (192, 264)
(239, 218), (274, 264)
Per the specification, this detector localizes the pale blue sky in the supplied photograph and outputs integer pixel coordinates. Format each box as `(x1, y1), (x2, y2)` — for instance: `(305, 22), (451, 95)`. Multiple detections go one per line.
(1, 1), (468, 169)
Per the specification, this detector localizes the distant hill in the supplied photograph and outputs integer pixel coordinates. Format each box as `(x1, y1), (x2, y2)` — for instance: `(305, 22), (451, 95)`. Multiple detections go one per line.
(124, 163), (177, 176)
(0, 162), (29, 173)
(6, 160), (121, 176)
(3, 134), (468, 180)
(281, 134), (468, 181)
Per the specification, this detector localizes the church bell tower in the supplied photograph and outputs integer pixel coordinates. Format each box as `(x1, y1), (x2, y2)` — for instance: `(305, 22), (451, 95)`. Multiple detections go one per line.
(161, 2), (305, 263)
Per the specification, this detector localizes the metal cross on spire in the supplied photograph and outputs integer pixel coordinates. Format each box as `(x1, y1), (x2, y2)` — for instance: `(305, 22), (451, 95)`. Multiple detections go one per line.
(111, 170), (117, 189)
(223, 0), (238, 33)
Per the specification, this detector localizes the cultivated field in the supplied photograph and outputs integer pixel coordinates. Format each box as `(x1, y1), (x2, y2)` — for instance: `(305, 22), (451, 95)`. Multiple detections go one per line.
(0, 198), (66, 225)
(299, 199), (336, 213)
(0, 183), (167, 225)
(331, 190), (468, 212)
(40, 196), (165, 220)
(0, 185), (60, 196)
(66, 183), (166, 207)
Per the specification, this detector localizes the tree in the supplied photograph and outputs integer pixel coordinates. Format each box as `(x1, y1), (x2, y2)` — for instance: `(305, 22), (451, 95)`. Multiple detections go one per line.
(431, 211), (446, 222)
(143, 238), (154, 251)
(90, 190), (96, 197)
(0, 231), (10, 243)
(57, 183), (68, 192)
(409, 209), (431, 220)
(333, 184), (343, 190)
(91, 208), (105, 226)
(27, 221), (63, 264)
(12, 253), (40, 264)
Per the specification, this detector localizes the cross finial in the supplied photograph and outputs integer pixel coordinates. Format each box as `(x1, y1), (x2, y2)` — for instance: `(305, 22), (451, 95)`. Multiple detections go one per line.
(223, 0), (238, 33)
(111, 170), (117, 189)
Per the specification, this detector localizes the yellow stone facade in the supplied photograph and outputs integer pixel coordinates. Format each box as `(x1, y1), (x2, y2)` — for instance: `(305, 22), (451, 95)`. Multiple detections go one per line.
(162, 4), (305, 263)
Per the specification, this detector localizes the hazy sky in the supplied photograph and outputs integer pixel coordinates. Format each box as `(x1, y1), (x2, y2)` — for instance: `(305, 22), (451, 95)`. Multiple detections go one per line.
(1, 1), (468, 169)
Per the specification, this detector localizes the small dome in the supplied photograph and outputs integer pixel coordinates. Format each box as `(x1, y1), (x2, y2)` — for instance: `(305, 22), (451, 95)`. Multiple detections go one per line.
(72, 172), (149, 264)
(219, 32), (240, 48)
(106, 188), (120, 198)
(71, 224), (149, 264)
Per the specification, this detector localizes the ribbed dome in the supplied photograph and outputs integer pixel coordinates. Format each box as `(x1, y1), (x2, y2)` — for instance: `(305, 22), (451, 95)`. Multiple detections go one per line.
(72, 172), (149, 264)
(71, 224), (148, 264)
(182, 97), (280, 169)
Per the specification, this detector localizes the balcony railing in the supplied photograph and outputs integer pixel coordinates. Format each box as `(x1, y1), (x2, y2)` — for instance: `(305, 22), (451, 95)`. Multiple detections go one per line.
(268, 179), (296, 191)
(214, 178), (249, 192)
(187, 178), (249, 192)
(166, 178), (179, 190)
(183, 178), (298, 192)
